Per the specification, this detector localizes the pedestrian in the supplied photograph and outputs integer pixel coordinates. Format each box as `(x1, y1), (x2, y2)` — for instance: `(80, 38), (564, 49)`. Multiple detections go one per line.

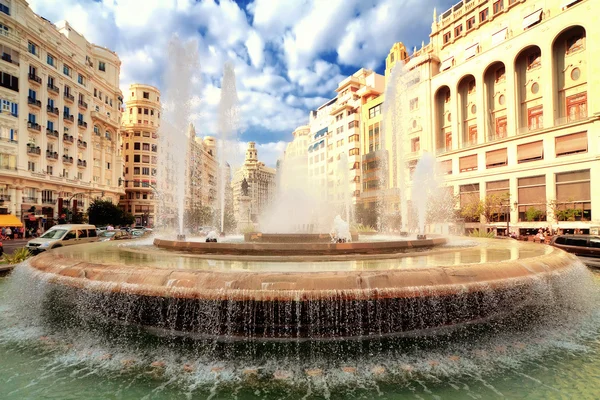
(6, 227), (12, 240)
(36, 227), (42, 237)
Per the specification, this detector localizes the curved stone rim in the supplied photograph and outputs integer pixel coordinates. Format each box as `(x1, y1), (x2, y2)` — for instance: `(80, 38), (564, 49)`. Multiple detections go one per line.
(26, 241), (581, 302)
(153, 236), (448, 257)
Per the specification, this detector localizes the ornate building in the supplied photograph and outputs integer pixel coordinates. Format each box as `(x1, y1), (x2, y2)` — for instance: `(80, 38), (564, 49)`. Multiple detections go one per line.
(231, 142), (276, 225)
(0, 0), (123, 229)
(119, 84), (160, 226)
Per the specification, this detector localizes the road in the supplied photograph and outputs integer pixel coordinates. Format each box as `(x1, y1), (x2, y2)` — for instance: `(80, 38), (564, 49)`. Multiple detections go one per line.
(1, 239), (29, 256)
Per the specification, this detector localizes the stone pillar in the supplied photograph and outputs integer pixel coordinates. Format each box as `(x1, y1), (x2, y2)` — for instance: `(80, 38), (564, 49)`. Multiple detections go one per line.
(476, 71), (487, 144)
(238, 195), (253, 230)
(15, 187), (23, 217)
(8, 186), (16, 215)
(505, 62), (517, 137)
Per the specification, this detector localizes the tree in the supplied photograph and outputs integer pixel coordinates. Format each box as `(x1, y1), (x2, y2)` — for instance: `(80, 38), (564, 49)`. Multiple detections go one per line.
(481, 193), (510, 223)
(525, 207), (545, 222)
(460, 200), (484, 223)
(87, 199), (126, 227)
(121, 211), (135, 226)
(549, 199), (582, 222)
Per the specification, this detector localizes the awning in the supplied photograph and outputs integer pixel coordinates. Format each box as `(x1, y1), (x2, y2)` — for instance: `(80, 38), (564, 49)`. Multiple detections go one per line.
(517, 141), (543, 162)
(491, 27), (508, 46)
(464, 43), (479, 60)
(485, 148), (507, 167)
(522, 9), (543, 30)
(459, 154), (478, 171)
(441, 57), (454, 71)
(561, 0), (581, 9)
(0, 214), (23, 227)
(555, 132), (587, 156)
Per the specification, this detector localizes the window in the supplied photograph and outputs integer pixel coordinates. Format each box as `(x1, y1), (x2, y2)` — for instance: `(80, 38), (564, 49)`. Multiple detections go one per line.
(486, 148), (508, 168)
(47, 54), (55, 67)
(27, 161), (35, 171)
(143, 91), (149, 99)
(445, 132), (452, 150)
(47, 166), (53, 175)
(144, 108), (149, 115)
(438, 160), (452, 175)
(134, 155), (140, 162)
(106, 162), (111, 170)
(63, 64), (71, 76)
(336, 126), (344, 134)
(454, 25), (463, 37)
(566, 92), (587, 122)
(555, 132), (587, 157)
(142, 143), (150, 151)
(142, 167), (150, 175)
(77, 74), (85, 85)
(98, 61), (105, 71)
(410, 98), (419, 110)
(555, 170), (591, 221)
(493, 0), (504, 14)
(0, 71), (19, 92)
(349, 148), (360, 156)
(517, 141), (543, 163)
(459, 184), (480, 221)
(527, 51), (541, 70)
(468, 80), (476, 94)
(368, 104), (382, 119)
(134, 142), (141, 150)
(0, 1), (9, 15)
(443, 31), (451, 44)
(527, 106), (543, 131)
(495, 116), (507, 139)
(479, 8), (489, 22)
(468, 125), (477, 145)
(459, 154), (477, 172)
(348, 120), (358, 129)
(466, 16), (476, 30)
(142, 155), (150, 163)
(133, 167), (140, 174)
(335, 113), (343, 122)
(28, 41), (37, 55)
(411, 137), (420, 152)
(566, 33), (585, 55)
(495, 66), (506, 82)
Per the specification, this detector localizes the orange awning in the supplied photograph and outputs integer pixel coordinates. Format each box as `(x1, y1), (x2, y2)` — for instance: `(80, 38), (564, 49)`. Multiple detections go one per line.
(0, 214), (23, 227)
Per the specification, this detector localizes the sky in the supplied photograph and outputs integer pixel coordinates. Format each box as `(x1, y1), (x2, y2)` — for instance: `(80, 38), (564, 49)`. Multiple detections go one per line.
(28, 0), (456, 167)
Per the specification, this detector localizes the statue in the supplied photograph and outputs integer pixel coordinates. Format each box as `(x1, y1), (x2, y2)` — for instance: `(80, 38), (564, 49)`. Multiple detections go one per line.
(241, 177), (249, 197)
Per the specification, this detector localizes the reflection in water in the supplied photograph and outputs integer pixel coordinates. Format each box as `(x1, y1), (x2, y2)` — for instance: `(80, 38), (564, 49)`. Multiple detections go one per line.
(54, 239), (551, 273)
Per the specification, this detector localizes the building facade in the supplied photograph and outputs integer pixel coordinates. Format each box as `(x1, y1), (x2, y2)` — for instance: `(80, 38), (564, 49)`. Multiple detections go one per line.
(231, 142), (276, 224)
(394, 0), (599, 234)
(0, 0), (123, 229)
(119, 84), (160, 226)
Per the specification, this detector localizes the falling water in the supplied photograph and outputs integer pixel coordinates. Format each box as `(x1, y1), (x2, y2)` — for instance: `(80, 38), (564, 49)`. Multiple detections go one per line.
(157, 37), (200, 235)
(412, 153), (438, 234)
(337, 152), (351, 223)
(382, 63), (420, 232)
(217, 62), (239, 233)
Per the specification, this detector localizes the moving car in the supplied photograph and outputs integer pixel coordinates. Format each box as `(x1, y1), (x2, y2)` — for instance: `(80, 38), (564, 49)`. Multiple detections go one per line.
(26, 224), (98, 254)
(98, 229), (132, 242)
(550, 235), (600, 258)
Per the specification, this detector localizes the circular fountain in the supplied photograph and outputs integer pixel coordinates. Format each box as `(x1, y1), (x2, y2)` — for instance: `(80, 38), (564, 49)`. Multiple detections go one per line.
(23, 235), (584, 340)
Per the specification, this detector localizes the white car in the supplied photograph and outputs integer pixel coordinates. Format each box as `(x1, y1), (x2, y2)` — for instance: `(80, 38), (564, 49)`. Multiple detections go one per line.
(27, 224), (99, 254)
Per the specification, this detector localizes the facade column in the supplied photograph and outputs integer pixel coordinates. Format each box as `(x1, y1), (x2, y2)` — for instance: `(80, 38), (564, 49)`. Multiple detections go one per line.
(450, 86), (459, 151)
(541, 47), (555, 130)
(476, 71), (486, 144)
(15, 187), (23, 218)
(545, 171), (556, 229)
(505, 62), (518, 137)
(8, 186), (16, 215)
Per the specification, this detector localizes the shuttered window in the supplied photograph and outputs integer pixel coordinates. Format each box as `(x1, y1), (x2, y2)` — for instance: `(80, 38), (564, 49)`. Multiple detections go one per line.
(517, 176), (546, 211)
(485, 148), (507, 168)
(460, 183), (480, 208)
(459, 155), (478, 172)
(555, 132), (587, 157)
(517, 141), (543, 163)
(556, 170), (590, 202)
(437, 159), (452, 175)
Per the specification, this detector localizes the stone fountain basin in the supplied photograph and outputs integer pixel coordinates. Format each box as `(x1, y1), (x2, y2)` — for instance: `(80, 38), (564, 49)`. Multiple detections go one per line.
(154, 236), (447, 256)
(27, 240), (575, 302)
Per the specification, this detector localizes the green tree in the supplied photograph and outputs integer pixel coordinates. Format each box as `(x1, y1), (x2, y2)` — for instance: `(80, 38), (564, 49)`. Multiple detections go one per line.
(120, 211), (135, 226)
(482, 193), (510, 223)
(525, 207), (544, 222)
(87, 199), (125, 226)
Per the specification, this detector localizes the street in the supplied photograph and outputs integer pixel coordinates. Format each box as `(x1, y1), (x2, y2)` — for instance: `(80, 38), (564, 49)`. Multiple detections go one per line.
(1, 239), (29, 256)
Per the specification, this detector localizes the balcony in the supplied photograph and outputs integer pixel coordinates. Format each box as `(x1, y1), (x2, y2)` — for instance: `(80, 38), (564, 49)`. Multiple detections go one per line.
(47, 83), (59, 94)
(64, 92), (74, 102)
(46, 105), (59, 115)
(27, 145), (41, 155)
(46, 128), (59, 139)
(62, 155), (74, 164)
(77, 139), (87, 149)
(0, 195), (11, 201)
(77, 120), (88, 129)
(1, 53), (19, 66)
(78, 100), (88, 110)
(27, 122), (41, 132)
(91, 110), (119, 129)
(22, 196), (38, 204)
(27, 97), (41, 108)
(28, 73), (42, 85)
(63, 114), (74, 123)
(42, 198), (56, 205)
(555, 110), (588, 126)
(77, 159), (87, 168)
(63, 134), (74, 144)
(46, 150), (58, 160)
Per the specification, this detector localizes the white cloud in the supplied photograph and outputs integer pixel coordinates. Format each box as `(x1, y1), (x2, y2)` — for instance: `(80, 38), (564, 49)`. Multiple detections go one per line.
(245, 30), (265, 69)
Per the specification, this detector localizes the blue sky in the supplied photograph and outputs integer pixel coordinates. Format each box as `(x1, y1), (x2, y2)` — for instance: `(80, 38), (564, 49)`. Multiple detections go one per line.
(29, 0), (456, 166)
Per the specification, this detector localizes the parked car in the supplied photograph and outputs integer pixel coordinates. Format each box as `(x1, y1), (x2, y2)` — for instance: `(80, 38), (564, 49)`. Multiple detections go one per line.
(550, 235), (600, 258)
(130, 229), (148, 238)
(26, 224), (98, 254)
(98, 229), (132, 242)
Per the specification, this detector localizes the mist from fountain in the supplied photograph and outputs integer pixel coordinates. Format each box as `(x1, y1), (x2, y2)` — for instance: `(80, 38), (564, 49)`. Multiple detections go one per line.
(156, 37), (199, 235)
(412, 152), (438, 235)
(217, 62), (239, 234)
(337, 152), (351, 223)
(382, 63), (420, 233)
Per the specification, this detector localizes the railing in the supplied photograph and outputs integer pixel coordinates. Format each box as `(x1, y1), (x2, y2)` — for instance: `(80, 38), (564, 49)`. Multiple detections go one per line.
(62, 156), (74, 164)
(77, 120), (88, 128)
(46, 105), (59, 115)
(0, 137), (17, 144)
(22, 197), (37, 203)
(27, 146), (41, 155)
(46, 129), (59, 138)
(63, 114), (74, 123)
(0, 195), (10, 201)
(1, 53), (19, 66)
(27, 97), (41, 107)
(78, 100), (88, 109)
(555, 111), (588, 126)
(42, 198), (56, 204)
(64, 93), (74, 102)
(28, 73), (42, 84)
(77, 159), (87, 167)
(47, 83), (59, 94)
(63, 134), (74, 143)
(77, 140), (87, 148)
(517, 124), (544, 135)
(46, 151), (58, 160)
(27, 122), (41, 131)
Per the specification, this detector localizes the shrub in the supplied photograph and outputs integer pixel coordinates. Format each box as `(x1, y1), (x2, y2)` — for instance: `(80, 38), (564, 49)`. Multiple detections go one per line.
(468, 229), (495, 238)
(3, 247), (32, 264)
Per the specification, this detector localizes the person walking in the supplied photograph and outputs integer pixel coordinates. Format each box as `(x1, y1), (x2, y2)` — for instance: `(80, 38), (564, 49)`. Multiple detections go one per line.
(5, 227), (12, 240)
